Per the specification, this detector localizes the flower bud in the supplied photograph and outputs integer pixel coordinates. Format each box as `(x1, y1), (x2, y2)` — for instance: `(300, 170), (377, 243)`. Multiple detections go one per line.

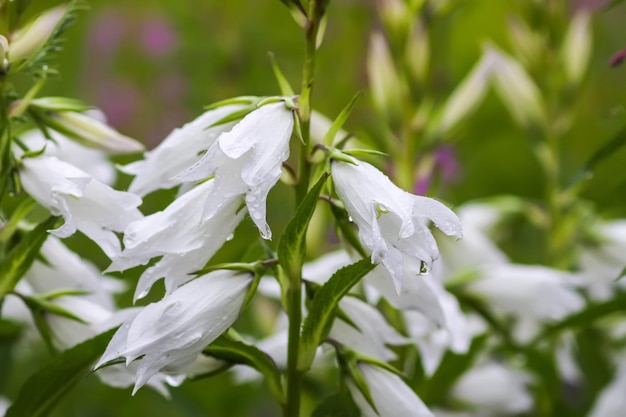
(487, 46), (546, 130)
(561, 12), (592, 86)
(367, 32), (403, 125)
(43, 110), (144, 154)
(405, 19), (429, 86)
(8, 5), (66, 65)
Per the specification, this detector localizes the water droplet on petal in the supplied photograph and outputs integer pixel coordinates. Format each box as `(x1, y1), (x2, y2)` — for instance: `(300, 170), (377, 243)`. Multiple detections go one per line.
(419, 261), (430, 275)
(347, 216), (353, 222)
(226, 233), (234, 241)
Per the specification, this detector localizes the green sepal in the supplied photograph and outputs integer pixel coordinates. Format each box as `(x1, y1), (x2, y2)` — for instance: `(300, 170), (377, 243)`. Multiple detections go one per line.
(278, 173), (329, 281)
(328, 149), (358, 165)
(342, 148), (388, 159)
(204, 95), (260, 110)
(29, 97), (91, 112)
(277, 0), (308, 27)
(208, 105), (257, 128)
(323, 92), (361, 146)
(298, 85), (312, 124)
(5, 327), (117, 417)
(203, 334), (285, 404)
(298, 258), (376, 370)
(269, 52), (295, 96)
(0, 216), (60, 299)
(335, 346), (378, 413)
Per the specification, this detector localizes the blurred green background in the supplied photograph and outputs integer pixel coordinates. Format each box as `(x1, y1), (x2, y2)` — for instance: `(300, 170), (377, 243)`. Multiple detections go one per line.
(3, 0), (626, 416)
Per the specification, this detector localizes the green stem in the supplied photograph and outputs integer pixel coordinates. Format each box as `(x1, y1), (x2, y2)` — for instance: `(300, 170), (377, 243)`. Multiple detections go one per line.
(0, 78), (12, 203)
(285, 3), (324, 416)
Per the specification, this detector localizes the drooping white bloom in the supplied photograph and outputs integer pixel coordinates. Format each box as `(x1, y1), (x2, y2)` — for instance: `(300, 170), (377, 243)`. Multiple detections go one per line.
(19, 129), (116, 185)
(589, 360), (626, 417)
(331, 159), (462, 294)
(177, 101), (295, 239)
(330, 296), (406, 361)
(107, 179), (246, 300)
(24, 236), (123, 309)
(348, 363), (434, 417)
(19, 156), (142, 258)
(124, 105), (242, 196)
(96, 270), (252, 394)
(578, 220), (626, 301)
(466, 263), (584, 341)
(451, 361), (533, 415)
(0, 396), (10, 416)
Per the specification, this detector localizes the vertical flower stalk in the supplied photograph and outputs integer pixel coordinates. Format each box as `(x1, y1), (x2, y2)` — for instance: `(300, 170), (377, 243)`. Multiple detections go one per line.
(285, 2), (327, 416)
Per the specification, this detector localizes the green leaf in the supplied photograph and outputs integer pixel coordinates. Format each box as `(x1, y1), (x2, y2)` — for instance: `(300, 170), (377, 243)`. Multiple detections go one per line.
(0, 216), (60, 299)
(535, 291), (626, 341)
(5, 328), (116, 417)
(298, 258), (376, 370)
(569, 126), (626, 189)
(417, 334), (487, 404)
(203, 335), (285, 404)
(278, 173), (329, 280)
(311, 393), (360, 417)
(323, 92), (361, 146)
(29, 97), (91, 112)
(268, 52), (294, 96)
(208, 106), (256, 127)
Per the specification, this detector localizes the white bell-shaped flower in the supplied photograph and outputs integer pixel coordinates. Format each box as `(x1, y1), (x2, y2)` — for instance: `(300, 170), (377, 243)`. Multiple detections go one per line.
(451, 361), (533, 415)
(331, 159), (462, 294)
(589, 360), (626, 417)
(124, 105), (242, 196)
(330, 296), (407, 361)
(348, 363), (434, 417)
(107, 179), (246, 300)
(466, 263), (584, 341)
(95, 270), (252, 394)
(177, 101), (294, 239)
(19, 129), (116, 185)
(19, 156), (142, 258)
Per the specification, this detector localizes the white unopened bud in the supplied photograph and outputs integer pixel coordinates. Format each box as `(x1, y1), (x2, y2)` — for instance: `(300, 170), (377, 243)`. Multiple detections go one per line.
(367, 32), (403, 123)
(486, 46), (546, 130)
(561, 12), (592, 86)
(8, 5), (67, 65)
(47, 110), (144, 154)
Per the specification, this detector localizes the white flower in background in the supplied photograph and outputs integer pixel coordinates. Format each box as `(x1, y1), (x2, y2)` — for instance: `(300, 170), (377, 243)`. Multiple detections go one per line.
(466, 263), (584, 341)
(451, 361), (533, 415)
(0, 396), (10, 417)
(331, 159), (462, 294)
(107, 180), (246, 300)
(124, 105), (242, 196)
(24, 236), (123, 310)
(96, 270), (252, 394)
(177, 101), (295, 239)
(348, 363), (434, 417)
(578, 220), (626, 301)
(329, 296), (406, 361)
(19, 156), (142, 258)
(589, 360), (626, 417)
(19, 129), (116, 185)
(436, 203), (508, 277)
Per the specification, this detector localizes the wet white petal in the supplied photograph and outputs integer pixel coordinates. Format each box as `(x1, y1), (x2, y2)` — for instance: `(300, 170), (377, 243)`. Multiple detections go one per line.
(177, 102), (294, 239)
(19, 156), (142, 258)
(332, 159), (461, 294)
(96, 270), (252, 394)
(348, 363), (434, 417)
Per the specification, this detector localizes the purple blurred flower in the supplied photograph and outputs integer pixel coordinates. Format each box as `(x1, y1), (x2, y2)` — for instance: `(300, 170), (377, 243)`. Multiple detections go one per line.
(89, 11), (126, 58)
(140, 16), (177, 57)
(97, 81), (140, 127)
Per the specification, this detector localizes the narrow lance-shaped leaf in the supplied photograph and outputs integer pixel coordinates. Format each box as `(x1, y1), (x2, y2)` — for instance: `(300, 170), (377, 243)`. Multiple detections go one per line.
(269, 52), (294, 96)
(203, 335), (285, 404)
(5, 328), (117, 417)
(0, 216), (60, 299)
(298, 258), (376, 370)
(323, 92), (361, 146)
(278, 173), (329, 280)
